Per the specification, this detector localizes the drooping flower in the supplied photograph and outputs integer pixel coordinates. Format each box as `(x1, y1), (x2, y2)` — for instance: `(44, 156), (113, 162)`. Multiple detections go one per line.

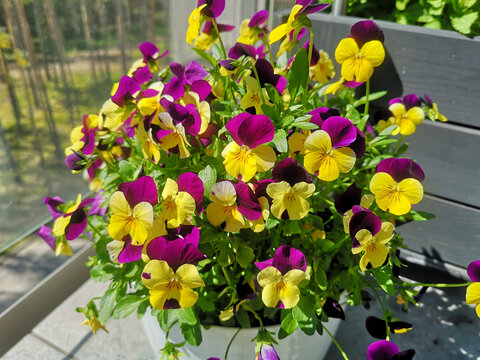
(276, 27), (307, 58)
(65, 114), (97, 157)
(303, 116), (359, 181)
(194, 21), (235, 51)
(256, 245), (307, 308)
(37, 225), (72, 256)
(324, 77), (364, 95)
(111, 75), (142, 107)
(257, 343), (280, 360)
(366, 316), (412, 339)
(237, 10), (269, 45)
(266, 158), (315, 220)
(369, 158), (425, 216)
(303, 41), (335, 84)
(186, 4), (207, 44)
(108, 176), (158, 246)
(269, 1), (330, 44)
(367, 340), (416, 360)
(421, 93), (448, 122)
(51, 194), (94, 241)
(334, 183), (374, 233)
(222, 113), (276, 182)
(142, 232), (205, 309)
(228, 43), (265, 61)
(138, 41), (168, 64)
(349, 207), (395, 271)
(380, 94), (425, 136)
(206, 181), (262, 232)
(466, 260), (480, 318)
(335, 20), (385, 83)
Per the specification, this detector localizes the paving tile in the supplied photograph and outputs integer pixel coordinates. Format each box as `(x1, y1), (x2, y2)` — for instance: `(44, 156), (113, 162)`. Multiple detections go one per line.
(325, 286), (480, 360)
(1, 334), (67, 360)
(33, 279), (155, 360)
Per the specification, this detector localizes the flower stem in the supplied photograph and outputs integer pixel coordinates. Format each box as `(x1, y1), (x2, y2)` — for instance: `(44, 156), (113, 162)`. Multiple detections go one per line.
(212, 19), (227, 59)
(401, 281), (471, 288)
(252, 64), (267, 105)
(263, 30), (275, 65)
(302, 29), (314, 105)
(243, 303), (264, 329)
(364, 80), (370, 116)
(392, 135), (405, 155)
(224, 327), (242, 360)
(322, 323), (349, 360)
(369, 285), (390, 341)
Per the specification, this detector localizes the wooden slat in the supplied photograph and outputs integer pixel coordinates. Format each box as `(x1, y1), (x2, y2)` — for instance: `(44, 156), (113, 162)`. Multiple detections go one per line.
(397, 195), (480, 267)
(404, 120), (480, 207)
(310, 14), (480, 128)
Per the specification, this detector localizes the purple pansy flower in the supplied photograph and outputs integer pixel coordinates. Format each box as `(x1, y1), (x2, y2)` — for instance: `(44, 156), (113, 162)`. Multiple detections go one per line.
(198, 0), (225, 19)
(295, 0), (330, 15)
(65, 151), (86, 171)
(228, 42), (264, 60)
(249, 9), (269, 28)
(468, 260), (480, 282)
(366, 316), (412, 339)
(258, 343), (280, 360)
(255, 245), (307, 275)
(138, 42), (168, 62)
(132, 65), (154, 85)
(118, 176), (159, 207)
(367, 340), (415, 360)
(350, 20), (385, 47)
(376, 158), (425, 183)
(226, 113), (275, 149)
(389, 94), (421, 110)
(272, 158), (312, 186)
(164, 60), (208, 100)
(254, 59), (287, 94)
(111, 76), (141, 107)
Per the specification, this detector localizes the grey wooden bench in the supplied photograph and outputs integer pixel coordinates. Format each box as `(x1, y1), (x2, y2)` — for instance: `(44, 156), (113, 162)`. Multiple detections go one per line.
(309, 13), (480, 273)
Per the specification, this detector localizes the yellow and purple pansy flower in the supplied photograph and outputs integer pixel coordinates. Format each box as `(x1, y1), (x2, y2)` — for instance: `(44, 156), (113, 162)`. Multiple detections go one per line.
(349, 207), (395, 271)
(303, 116), (362, 181)
(466, 260), (480, 318)
(108, 176), (158, 246)
(379, 94), (425, 136)
(302, 40), (335, 84)
(142, 229), (206, 309)
(186, 0), (225, 44)
(335, 20), (385, 83)
(421, 93), (447, 122)
(222, 113), (276, 182)
(266, 158), (315, 220)
(369, 158), (425, 216)
(367, 340), (415, 360)
(164, 60), (208, 101)
(334, 182), (374, 234)
(194, 21), (235, 51)
(255, 245), (307, 309)
(237, 9), (269, 46)
(276, 27), (307, 58)
(206, 180), (262, 232)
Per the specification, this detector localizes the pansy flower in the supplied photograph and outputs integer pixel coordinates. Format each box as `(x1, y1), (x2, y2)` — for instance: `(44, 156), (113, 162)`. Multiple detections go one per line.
(369, 158), (424, 216)
(276, 27), (307, 58)
(266, 158), (315, 220)
(194, 21), (235, 51)
(421, 93), (447, 122)
(349, 207), (395, 272)
(335, 20), (385, 83)
(334, 183), (374, 234)
(322, 297), (346, 320)
(269, 1), (330, 44)
(222, 113), (276, 182)
(379, 94), (424, 136)
(160, 172), (204, 228)
(366, 316), (413, 339)
(111, 75), (142, 107)
(186, 0), (225, 44)
(367, 340), (416, 360)
(65, 114), (97, 157)
(37, 225), (72, 256)
(138, 41), (168, 64)
(228, 42), (265, 61)
(303, 41), (335, 84)
(142, 231), (205, 309)
(324, 77), (364, 95)
(108, 176), (158, 246)
(51, 194), (95, 241)
(164, 60), (208, 101)
(303, 116), (360, 181)
(206, 181), (262, 232)
(466, 260), (480, 318)
(255, 245), (307, 309)
(237, 10), (269, 46)
(257, 343), (280, 360)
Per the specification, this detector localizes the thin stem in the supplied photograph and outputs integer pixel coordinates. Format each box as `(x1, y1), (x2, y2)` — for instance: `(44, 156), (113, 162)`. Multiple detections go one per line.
(87, 219), (105, 240)
(392, 135), (405, 154)
(322, 323), (349, 360)
(364, 80), (370, 116)
(252, 64), (267, 104)
(212, 19), (227, 59)
(369, 285), (390, 341)
(263, 30), (275, 64)
(243, 303), (264, 329)
(402, 281), (471, 288)
(302, 29), (314, 105)
(224, 327), (242, 360)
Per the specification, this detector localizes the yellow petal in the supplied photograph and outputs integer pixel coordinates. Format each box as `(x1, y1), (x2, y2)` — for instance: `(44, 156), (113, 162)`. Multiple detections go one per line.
(178, 286), (200, 308)
(142, 260), (174, 290)
(251, 145), (276, 172)
(110, 191), (131, 217)
(335, 38), (359, 64)
(131, 202), (154, 245)
(108, 214), (131, 240)
(162, 178), (179, 200)
(288, 132), (308, 155)
(257, 266), (282, 287)
(397, 178), (424, 205)
(389, 103), (406, 117)
(359, 242), (389, 271)
(177, 264), (205, 288)
(331, 147), (356, 173)
(223, 145), (257, 182)
(466, 283), (480, 305)
(360, 40), (385, 67)
(406, 106), (425, 125)
(269, 23), (289, 44)
(279, 283), (300, 309)
(376, 222), (395, 244)
(283, 269), (306, 286)
(262, 283), (282, 307)
(149, 288), (169, 310)
(52, 216), (70, 237)
(209, 180), (237, 205)
(351, 58), (374, 83)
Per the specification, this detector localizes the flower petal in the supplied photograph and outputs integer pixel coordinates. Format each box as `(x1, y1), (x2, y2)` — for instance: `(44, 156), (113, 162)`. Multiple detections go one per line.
(322, 116), (357, 148)
(466, 282), (480, 305)
(360, 40), (385, 67)
(367, 340), (399, 360)
(335, 38), (358, 64)
(468, 261), (480, 282)
(177, 263), (205, 288)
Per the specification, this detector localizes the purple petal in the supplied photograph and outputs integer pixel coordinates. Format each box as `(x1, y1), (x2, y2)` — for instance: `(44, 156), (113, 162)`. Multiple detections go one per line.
(178, 172), (204, 213)
(65, 151), (86, 171)
(289, 27), (307, 41)
(45, 196), (64, 220)
(225, 113), (252, 146)
(235, 114), (275, 149)
(118, 176), (158, 207)
(217, 23), (235, 33)
(388, 97), (403, 106)
(255, 179), (274, 201)
(139, 42), (160, 61)
(367, 340), (399, 360)
(334, 183), (362, 215)
(111, 76), (141, 107)
(272, 158), (312, 186)
(272, 245), (307, 274)
(255, 258), (274, 271)
(350, 20), (385, 48)
(249, 9), (268, 27)
(183, 104), (202, 136)
(273, 74), (287, 94)
(234, 183), (262, 221)
(37, 226), (56, 251)
(303, 41), (319, 65)
(259, 344), (280, 360)
(198, 0), (225, 18)
(81, 127), (96, 155)
(164, 76), (186, 101)
(300, 3), (330, 15)
(255, 59), (276, 88)
(118, 239), (143, 263)
(344, 80), (364, 88)
(88, 191), (107, 216)
(191, 80), (211, 101)
(402, 94), (421, 110)
(377, 158), (425, 183)
(422, 93), (433, 106)
(183, 226), (200, 248)
(170, 62), (185, 78)
(160, 98), (189, 123)
(467, 260), (480, 282)
(185, 61), (208, 85)
(228, 43), (257, 59)
(65, 209), (87, 240)
(295, 0), (313, 6)
(350, 127), (366, 158)
(349, 208), (381, 239)
(132, 65), (154, 85)
(147, 236), (205, 271)
(321, 116), (357, 148)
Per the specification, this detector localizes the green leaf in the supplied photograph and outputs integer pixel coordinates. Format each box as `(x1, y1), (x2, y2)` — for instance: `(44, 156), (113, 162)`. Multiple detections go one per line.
(283, 221), (302, 235)
(353, 91), (387, 107)
(217, 241), (235, 266)
(293, 294), (316, 335)
(112, 295), (146, 319)
(271, 129), (288, 153)
(265, 218), (280, 229)
(409, 210), (436, 221)
(198, 165), (217, 197)
(191, 48), (217, 67)
(261, 104), (277, 121)
(265, 83), (283, 109)
(314, 262), (328, 290)
(396, 0), (410, 11)
(157, 309), (178, 331)
(369, 125), (398, 145)
(280, 115), (295, 127)
(450, 12), (478, 34)
(287, 47), (309, 100)
(118, 160), (135, 179)
(177, 307), (198, 326)
(292, 121), (319, 130)
(236, 245), (255, 268)
(180, 323), (203, 346)
(98, 288), (117, 325)
(278, 310), (298, 339)
(371, 267), (396, 296)
(90, 266), (112, 282)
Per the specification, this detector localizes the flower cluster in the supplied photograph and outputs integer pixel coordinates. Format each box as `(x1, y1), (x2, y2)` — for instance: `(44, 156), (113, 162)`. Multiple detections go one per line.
(38, 2), (473, 359)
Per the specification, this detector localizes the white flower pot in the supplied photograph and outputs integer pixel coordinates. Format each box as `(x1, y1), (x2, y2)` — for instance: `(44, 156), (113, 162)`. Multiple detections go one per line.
(141, 310), (341, 360)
